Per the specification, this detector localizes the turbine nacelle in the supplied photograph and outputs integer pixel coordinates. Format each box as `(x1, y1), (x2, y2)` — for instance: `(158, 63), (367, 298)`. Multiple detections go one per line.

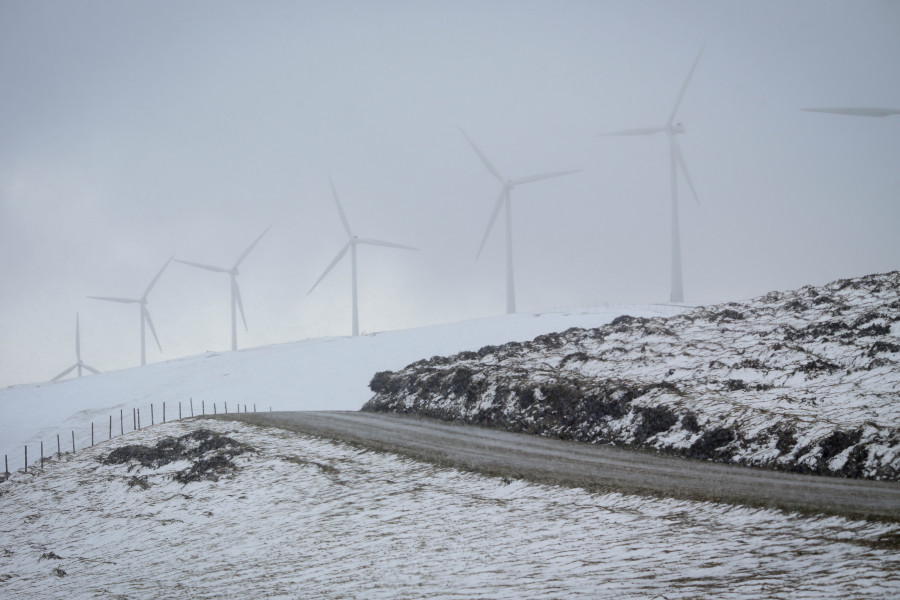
(669, 122), (686, 134)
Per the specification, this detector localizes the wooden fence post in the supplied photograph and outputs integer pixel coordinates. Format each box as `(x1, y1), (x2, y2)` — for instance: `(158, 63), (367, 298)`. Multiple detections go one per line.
(202, 400), (205, 415)
(91, 422), (94, 447)
(225, 401), (228, 414)
(163, 402), (166, 424)
(213, 403), (216, 415)
(133, 408), (136, 431)
(24, 446), (27, 473)
(137, 408), (141, 430)
(4, 455), (7, 477)
(72, 431), (75, 454)
(120, 409), (124, 435)
(40, 441), (44, 469)
(254, 403), (257, 413)
(179, 402), (182, 420)
(151, 404), (154, 426)
(190, 398), (194, 417)
(109, 415), (112, 440)
(57, 434), (61, 459)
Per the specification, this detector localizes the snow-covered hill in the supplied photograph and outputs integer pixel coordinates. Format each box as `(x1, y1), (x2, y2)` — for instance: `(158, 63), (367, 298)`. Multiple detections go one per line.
(365, 272), (900, 480)
(0, 304), (684, 472)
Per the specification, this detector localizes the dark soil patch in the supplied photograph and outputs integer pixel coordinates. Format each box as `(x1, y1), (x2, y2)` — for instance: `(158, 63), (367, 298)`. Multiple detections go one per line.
(101, 428), (252, 484)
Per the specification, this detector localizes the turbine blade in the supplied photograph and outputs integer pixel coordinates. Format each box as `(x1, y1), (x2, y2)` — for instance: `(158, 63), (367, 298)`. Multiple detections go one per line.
(234, 225), (272, 268)
(512, 169), (582, 185)
(175, 259), (230, 273)
(668, 46), (705, 126)
(801, 107), (900, 118)
(232, 276), (248, 331)
(75, 313), (81, 361)
(87, 296), (139, 304)
(477, 188), (507, 259)
(329, 177), (354, 237)
(142, 255), (173, 299)
(82, 364), (101, 375)
(672, 138), (700, 205)
(51, 364), (77, 382)
(355, 238), (419, 251)
(308, 242), (350, 295)
(597, 126), (666, 136)
(459, 127), (505, 182)
(143, 306), (163, 353)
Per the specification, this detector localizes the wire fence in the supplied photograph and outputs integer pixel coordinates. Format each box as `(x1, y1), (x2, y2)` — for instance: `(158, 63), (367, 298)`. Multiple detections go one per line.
(2, 399), (272, 480)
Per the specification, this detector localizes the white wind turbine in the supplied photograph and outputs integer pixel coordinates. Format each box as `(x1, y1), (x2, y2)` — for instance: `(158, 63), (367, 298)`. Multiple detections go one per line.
(801, 107), (900, 118)
(308, 178), (418, 337)
(599, 48), (705, 304)
(88, 256), (172, 366)
(51, 313), (100, 382)
(460, 128), (581, 314)
(175, 226), (271, 351)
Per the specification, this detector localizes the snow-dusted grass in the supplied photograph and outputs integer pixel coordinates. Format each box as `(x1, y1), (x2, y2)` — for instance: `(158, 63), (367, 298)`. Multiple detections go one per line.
(366, 272), (900, 479)
(1, 418), (898, 599)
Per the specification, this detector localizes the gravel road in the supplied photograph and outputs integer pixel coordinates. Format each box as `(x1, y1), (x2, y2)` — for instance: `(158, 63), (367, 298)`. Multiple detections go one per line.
(224, 410), (900, 520)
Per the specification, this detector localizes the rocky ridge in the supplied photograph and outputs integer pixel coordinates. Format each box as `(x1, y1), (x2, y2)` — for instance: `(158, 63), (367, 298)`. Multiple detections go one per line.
(364, 272), (900, 480)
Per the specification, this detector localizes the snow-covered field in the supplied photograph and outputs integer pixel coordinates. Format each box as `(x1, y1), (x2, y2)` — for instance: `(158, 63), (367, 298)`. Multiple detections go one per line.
(0, 305), (684, 473)
(1, 418), (898, 599)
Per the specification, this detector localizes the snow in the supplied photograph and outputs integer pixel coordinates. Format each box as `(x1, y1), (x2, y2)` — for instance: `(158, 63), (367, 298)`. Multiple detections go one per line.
(1, 305), (684, 473)
(1, 418), (898, 599)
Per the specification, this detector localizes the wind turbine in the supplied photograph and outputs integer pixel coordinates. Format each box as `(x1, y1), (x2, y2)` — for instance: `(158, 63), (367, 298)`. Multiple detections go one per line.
(460, 128), (581, 314)
(88, 256), (172, 366)
(801, 107), (900, 118)
(51, 313), (100, 382)
(599, 47), (705, 304)
(175, 226), (271, 351)
(308, 177), (418, 337)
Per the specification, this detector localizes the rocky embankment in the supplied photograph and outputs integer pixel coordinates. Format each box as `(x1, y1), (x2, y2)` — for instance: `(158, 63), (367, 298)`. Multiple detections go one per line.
(364, 272), (900, 480)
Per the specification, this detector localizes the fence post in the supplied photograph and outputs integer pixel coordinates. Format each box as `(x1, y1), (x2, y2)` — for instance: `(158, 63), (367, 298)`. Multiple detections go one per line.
(202, 400), (205, 416)
(24, 446), (27, 473)
(190, 398), (194, 418)
(4, 455), (7, 477)
(244, 404), (247, 413)
(225, 401), (228, 414)
(179, 402), (182, 420)
(163, 402), (166, 424)
(91, 422), (94, 447)
(133, 408), (136, 431)
(57, 434), (61, 458)
(72, 431), (75, 454)
(151, 404), (154, 426)
(138, 408), (141, 430)
(41, 441), (44, 469)
(109, 415), (112, 440)
(213, 403), (217, 415)
(254, 403), (257, 413)
(120, 409), (123, 435)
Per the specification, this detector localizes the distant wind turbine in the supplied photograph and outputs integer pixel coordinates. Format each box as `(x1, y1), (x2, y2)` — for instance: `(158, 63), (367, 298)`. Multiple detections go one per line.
(801, 107), (900, 118)
(460, 127), (581, 314)
(308, 178), (418, 337)
(88, 256), (172, 366)
(175, 226), (271, 351)
(51, 313), (100, 382)
(599, 47), (705, 304)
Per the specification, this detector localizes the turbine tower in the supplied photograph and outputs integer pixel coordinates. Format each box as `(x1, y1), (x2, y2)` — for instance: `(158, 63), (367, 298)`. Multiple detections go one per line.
(599, 47), (704, 304)
(175, 226), (271, 351)
(88, 256), (172, 366)
(308, 177), (418, 337)
(801, 107), (900, 118)
(460, 128), (581, 314)
(51, 313), (100, 382)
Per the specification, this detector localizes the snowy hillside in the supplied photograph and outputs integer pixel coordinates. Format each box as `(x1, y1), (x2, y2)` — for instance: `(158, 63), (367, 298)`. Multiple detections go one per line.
(365, 272), (900, 480)
(0, 304), (684, 472)
(1, 418), (898, 599)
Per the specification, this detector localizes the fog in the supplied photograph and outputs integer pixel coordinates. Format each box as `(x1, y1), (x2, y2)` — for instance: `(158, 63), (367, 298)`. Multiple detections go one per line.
(1, 0), (898, 388)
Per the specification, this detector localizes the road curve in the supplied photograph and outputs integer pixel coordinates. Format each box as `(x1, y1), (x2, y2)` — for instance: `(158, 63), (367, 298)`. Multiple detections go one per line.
(221, 411), (900, 521)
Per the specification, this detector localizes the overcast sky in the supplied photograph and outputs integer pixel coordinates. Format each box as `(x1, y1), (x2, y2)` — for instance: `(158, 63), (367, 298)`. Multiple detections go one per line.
(1, 0), (898, 388)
